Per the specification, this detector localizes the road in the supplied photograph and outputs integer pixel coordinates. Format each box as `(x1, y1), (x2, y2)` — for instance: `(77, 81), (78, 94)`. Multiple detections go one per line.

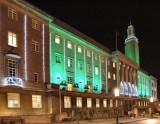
(125, 118), (160, 124)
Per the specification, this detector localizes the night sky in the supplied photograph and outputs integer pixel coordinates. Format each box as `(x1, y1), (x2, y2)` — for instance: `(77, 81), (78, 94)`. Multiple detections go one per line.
(25, 0), (160, 98)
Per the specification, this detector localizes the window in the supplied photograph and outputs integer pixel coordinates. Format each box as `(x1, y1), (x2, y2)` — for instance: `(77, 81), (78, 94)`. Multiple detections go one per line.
(8, 32), (17, 47)
(87, 80), (91, 85)
(78, 45), (82, 53)
(113, 74), (116, 80)
(67, 57), (72, 67)
(31, 40), (39, 53)
(67, 84), (73, 91)
(55, 35), (60, 44)
(95, 54), (98, 60)
(113, 62), (116, 68)
(110, 99), (113, 107)
(7, 59), (18, 77)
(8, 93), (20, 108)
(87, 98), (92, 108)
(76, 97), (82, 108)
(108, 72), (111, 79)
(96, 98), (100, 108)
(87, 64), (91, 73)
(55, 53), (61, 63)
(32, 95), (42, 108)
(34, 73), (38, 83)
(78, 61), (82, 70)
(95, 67), (98, 75)
(64, 96), (71, 108)
(115, 100), (118, 107)
(102, 57), (104, 63)
(67, 76), (73, 84)
(8, 8), (17, 20)
(67, 41), (72, 49)
(108, 60), (110, 65)
(32, 19), (40, 30)
(87, 50), (91, 57)
(103, 99), (107, 107)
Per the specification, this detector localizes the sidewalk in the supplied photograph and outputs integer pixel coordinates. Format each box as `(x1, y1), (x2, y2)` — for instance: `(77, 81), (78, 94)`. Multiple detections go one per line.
(54, 115), (152, 124)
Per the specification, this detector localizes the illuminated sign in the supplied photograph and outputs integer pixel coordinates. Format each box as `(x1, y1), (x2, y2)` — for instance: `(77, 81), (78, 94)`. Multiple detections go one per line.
(5, 77), (22, 87)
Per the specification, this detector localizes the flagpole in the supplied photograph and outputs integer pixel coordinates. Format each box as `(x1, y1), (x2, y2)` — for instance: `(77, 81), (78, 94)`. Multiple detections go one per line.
(116, 31), (117, 50)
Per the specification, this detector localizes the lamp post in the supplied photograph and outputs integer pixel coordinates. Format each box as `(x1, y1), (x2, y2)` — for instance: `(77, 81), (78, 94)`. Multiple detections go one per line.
(115, 88), (119, 124)
(150, 97), (153, 118)
(57, 77), (61, 113)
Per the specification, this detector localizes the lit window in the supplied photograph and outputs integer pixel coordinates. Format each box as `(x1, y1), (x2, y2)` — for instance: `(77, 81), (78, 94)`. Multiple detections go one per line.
(64, 96), (71, 108)
(110, 99), (113, 107)
(102, 57), (104, 63)
(108, 72), (111, 79)
(87, 50), (91, 57)
(116, 100), (118, 107)
(113, 74), (116, 80)
(76, 97), (82, 108)
(95, 54), (98, 60)
(55, 53), (61, 63)
(8, 7), (17, 20)
(78, 61), (82, 70)
(67, 76), (73, 84)
(31, 40), (39, 53)
(87, 98), (92, 108)
(8, 93), (20, 108)
(108, 60), (110, 65)
(96, 98), (100, 108)
(7, 59), (18, 77)
(32, 95), (42, 108)
(32, 19), (40, 30)
(8, 32), (17, 47)
(87, 64), (91, 73)
(67, 84), (73, 91)
(67, 41), (72, 49)
(34, 73), (38, 83)
(67, 57), (72, 67)
(95, 67), (98, 75)
(55, 35), (60, 44)
(113, 62), (116, 68)
(78, 45), (82, 53)
(103, 99), (107, 107)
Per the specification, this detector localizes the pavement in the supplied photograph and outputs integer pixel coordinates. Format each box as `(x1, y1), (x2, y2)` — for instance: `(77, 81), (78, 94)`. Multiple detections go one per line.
(53, 114), (159, 124)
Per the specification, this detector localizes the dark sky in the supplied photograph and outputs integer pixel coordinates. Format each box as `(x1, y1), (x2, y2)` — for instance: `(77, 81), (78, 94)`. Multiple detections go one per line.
(25, 0), (160, 97)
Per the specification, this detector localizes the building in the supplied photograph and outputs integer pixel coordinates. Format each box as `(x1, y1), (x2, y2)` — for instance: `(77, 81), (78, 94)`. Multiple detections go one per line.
(0, 0), (158, 123)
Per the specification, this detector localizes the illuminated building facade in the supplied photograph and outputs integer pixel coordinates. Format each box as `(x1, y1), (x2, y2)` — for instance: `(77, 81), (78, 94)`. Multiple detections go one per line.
(0, 0), (158, 123)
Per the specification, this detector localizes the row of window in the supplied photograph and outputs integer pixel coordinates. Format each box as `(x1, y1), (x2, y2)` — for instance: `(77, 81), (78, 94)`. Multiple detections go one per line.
(64, 96), (119, 108)
(8, 7), (40, 30)
(8, 93), (42, 108)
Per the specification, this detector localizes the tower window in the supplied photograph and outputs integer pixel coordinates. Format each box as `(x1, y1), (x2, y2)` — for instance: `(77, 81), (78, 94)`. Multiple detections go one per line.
(78, 45), (82, 53)
(87, 50), (91, 57)
(87, 64), (91, 73)
(67, 57), (72, 67)
(78, 61), (82, 70)
(95, 67), (99, 75)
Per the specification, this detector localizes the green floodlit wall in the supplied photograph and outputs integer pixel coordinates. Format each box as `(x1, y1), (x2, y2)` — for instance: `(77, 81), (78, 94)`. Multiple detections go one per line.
(138, 71), (152, 98)
(125, 40), (140, 65)
(49, 23), (108, 94)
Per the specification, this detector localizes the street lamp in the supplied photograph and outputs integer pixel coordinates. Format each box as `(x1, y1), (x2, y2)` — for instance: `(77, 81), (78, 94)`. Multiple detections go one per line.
(115, 88), (119, 124)
(150, 97), (153, 118)
(57, 77), (61, 113)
